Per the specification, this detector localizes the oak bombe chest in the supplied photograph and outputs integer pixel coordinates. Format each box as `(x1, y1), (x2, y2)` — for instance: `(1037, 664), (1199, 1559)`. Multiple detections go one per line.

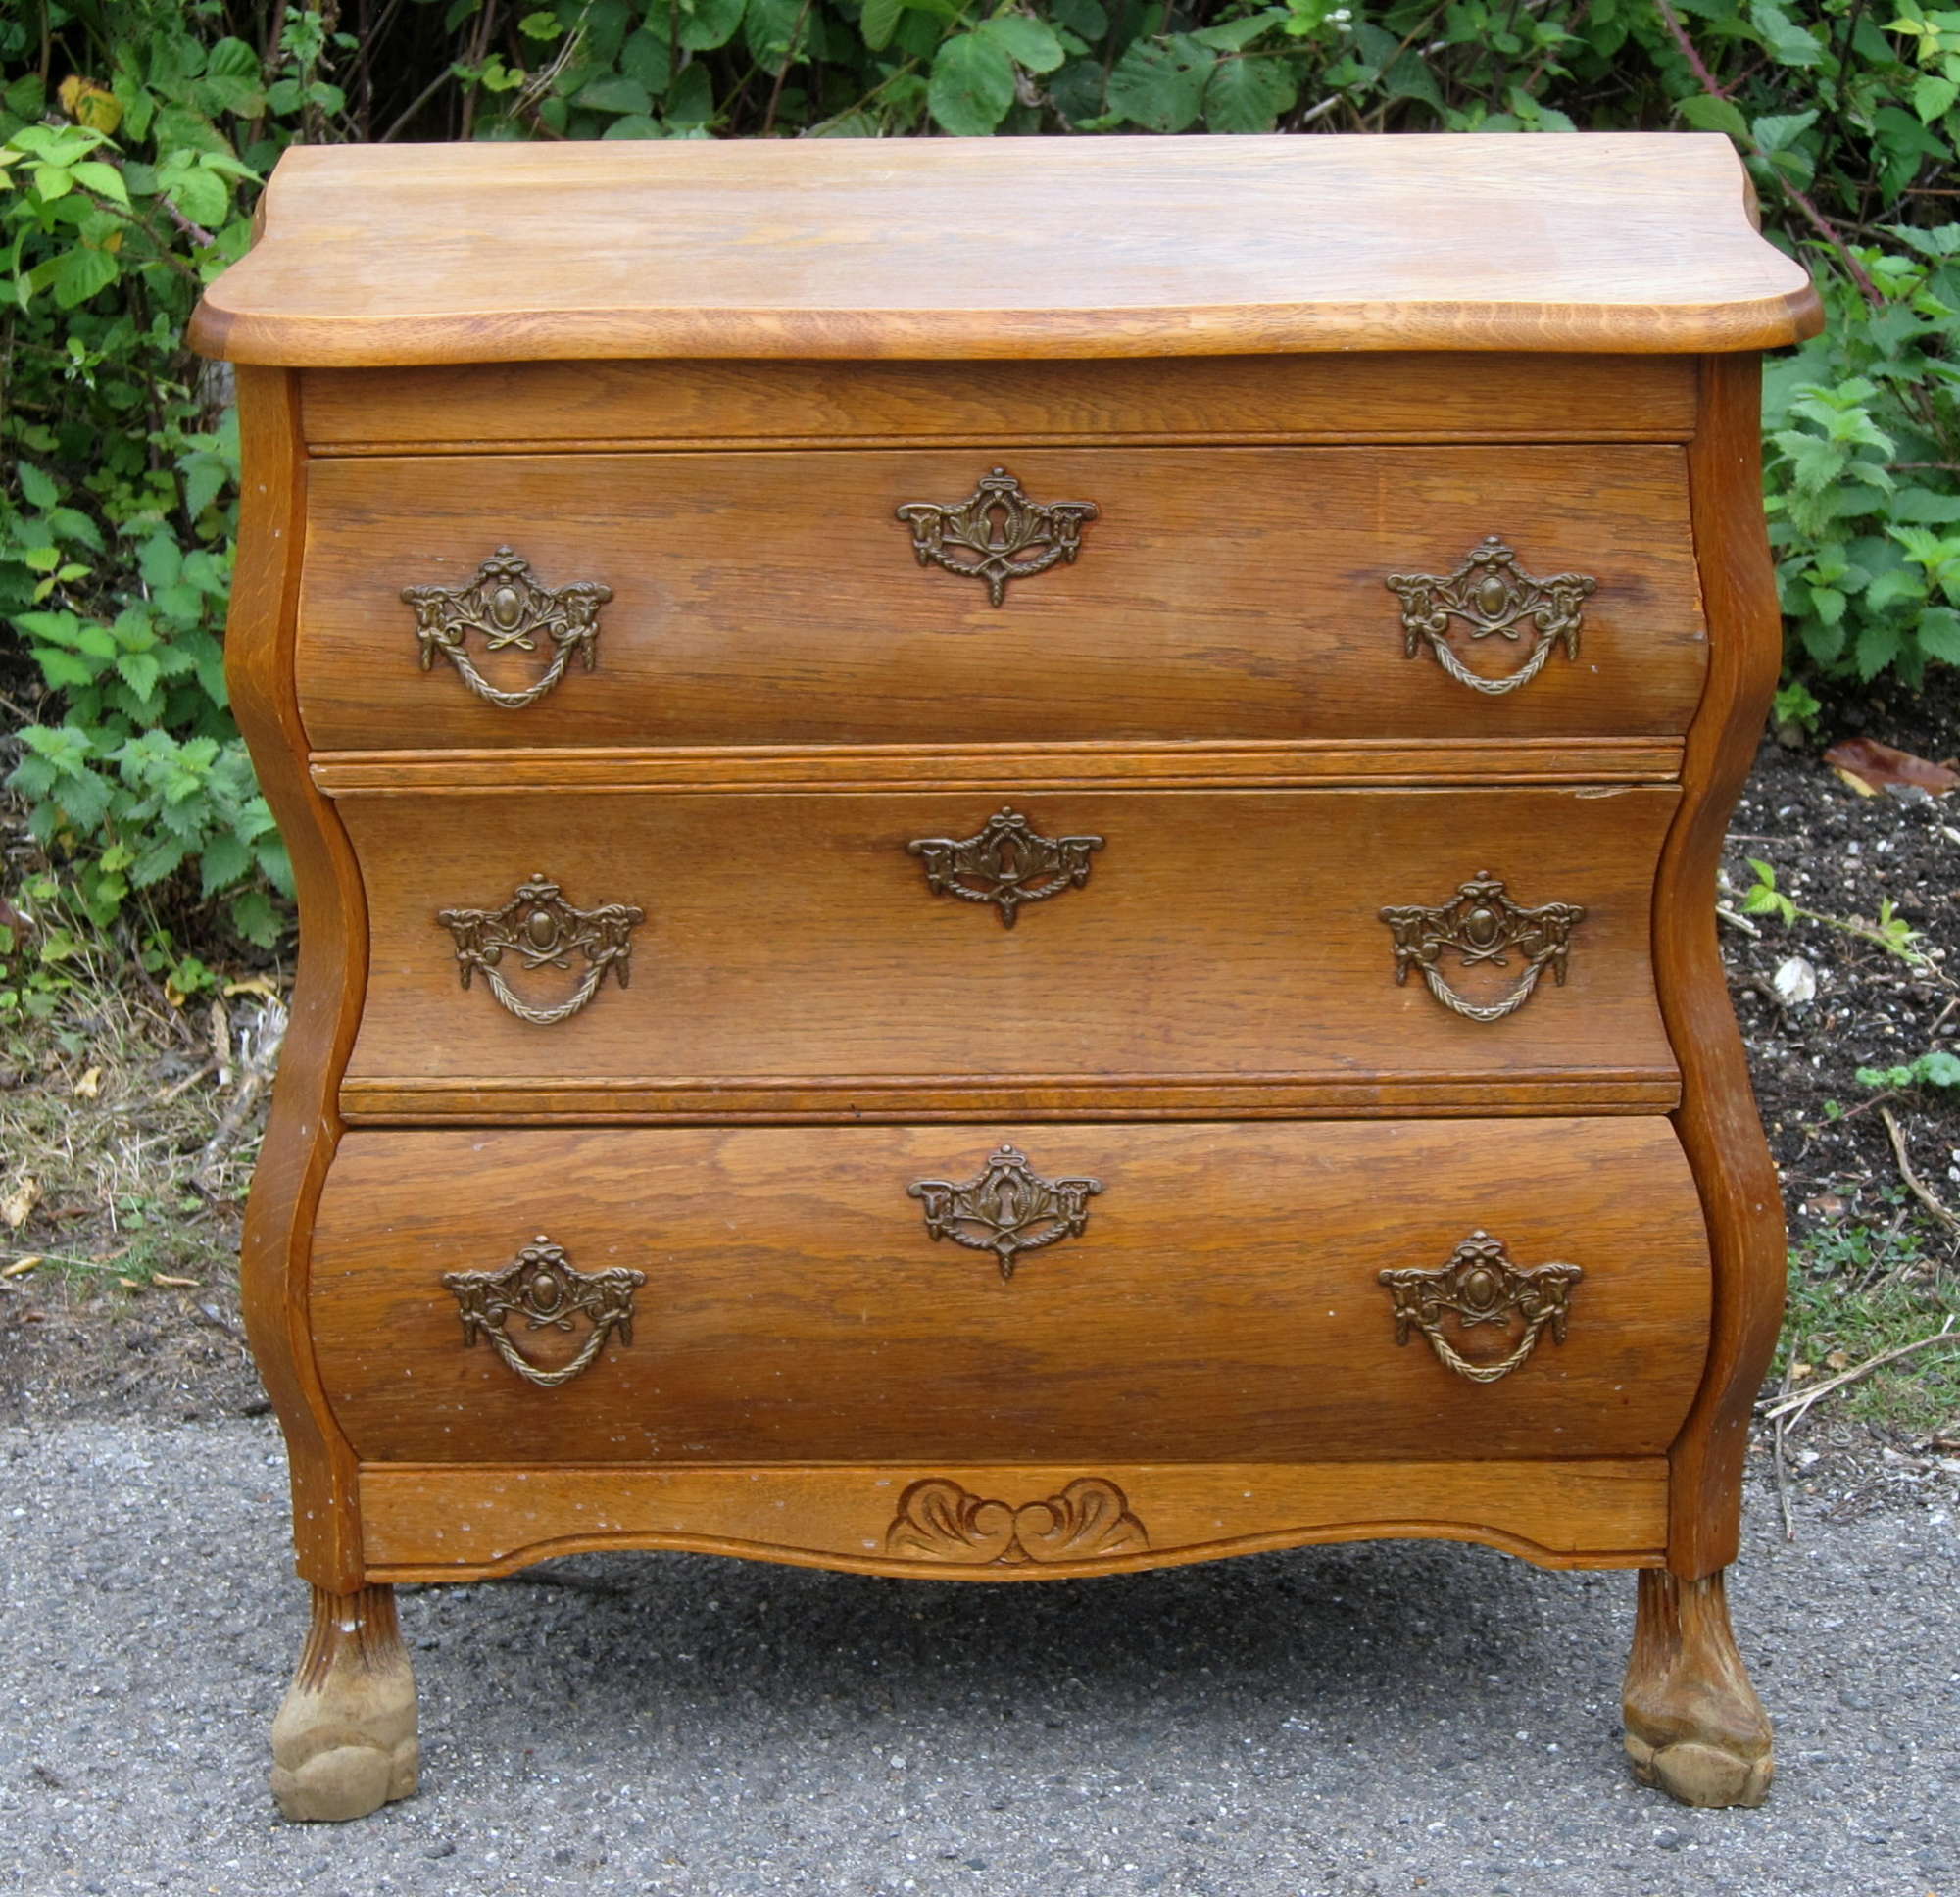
(190, 132), (1821, 1822)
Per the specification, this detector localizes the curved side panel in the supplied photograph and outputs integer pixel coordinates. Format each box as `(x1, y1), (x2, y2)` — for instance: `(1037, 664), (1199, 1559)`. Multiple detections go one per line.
(229, 365), (369, 1590)
(1659, 354), (1788, 1578)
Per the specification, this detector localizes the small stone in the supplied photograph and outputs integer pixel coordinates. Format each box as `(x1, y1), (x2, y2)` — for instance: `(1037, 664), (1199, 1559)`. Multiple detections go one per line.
(423, 1841), (456, 1860)
(1654, 1827), (1686, 1851)
(1839, 1689), (1872, 1711)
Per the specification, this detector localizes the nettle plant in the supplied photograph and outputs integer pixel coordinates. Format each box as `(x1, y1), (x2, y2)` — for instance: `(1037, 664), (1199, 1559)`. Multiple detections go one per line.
(1, 22), (310, 984)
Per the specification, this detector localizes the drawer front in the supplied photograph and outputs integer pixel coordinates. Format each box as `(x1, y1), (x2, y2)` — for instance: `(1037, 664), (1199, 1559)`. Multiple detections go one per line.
(297, 446), (1705, 749)
(338, 785), (1679, 1092)
(311, 1118), (1711, 1464)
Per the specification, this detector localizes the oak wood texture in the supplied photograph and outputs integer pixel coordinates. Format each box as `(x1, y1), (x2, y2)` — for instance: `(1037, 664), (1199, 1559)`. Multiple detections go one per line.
(1657, 355), (1790, 1579)
(298, 354), (1699, 453)
(270, 1584), (417, 1823)
(334, 786), (1680, 1095)
(312, 1117), (1708, 1466)
(1623, 1568), (1773, 1807)
(189, 135), (1820, 365)
(310, 737), (1688, 797)
(297, 446), (1707, 749)
(191, 138), (1803, 1813)
(358, 1458), (1671, 1581)
(225, 367), (368, 1593)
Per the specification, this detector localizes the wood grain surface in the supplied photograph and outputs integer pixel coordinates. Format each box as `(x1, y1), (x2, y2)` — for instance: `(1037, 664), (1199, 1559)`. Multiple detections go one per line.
(189, 134), (1820, 365)
(311, 737), (1687, 797)
(1658, 355), (1790, 1579)
(226, 368), (368, 1591)
(335, 785), (1680, 1092)
(312, 1118), (1710, 1467)
(298, 354), (1698, 452)
(358, 1456), (1671, 1581)
(296, 446), (1706, 749)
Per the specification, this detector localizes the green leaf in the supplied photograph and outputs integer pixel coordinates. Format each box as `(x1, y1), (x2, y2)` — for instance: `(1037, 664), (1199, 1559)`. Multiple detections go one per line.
(1106, 36), (1216, 134)
(1748, 0), (1823, 67)
(15, 462), (59, 510)
(1915, 73), (1960, 123)
(1678, 94), (1751, 141)
(48, 246), (120, 310)
(68, 160), (130, 205)
(1918, 607), (1960, 663)
(130, 835), (190, 890)
(197, 829), (252, 894)
(30, 647), (96, 691)
(573, 74), (655, 114)
(678, 0), (746, 52)
(928, 32), (1017, 135)
(860, 0), (903, 51)
(1193, 10), (1286, 51)
(1203, 54), (1298, 132)
(978, 15), (1067, 73)
(117, 650), (163, 703)
(1751, 109), (1819, 154)
(1854, 618), (1902, 679)
(667, 61), (714, 126)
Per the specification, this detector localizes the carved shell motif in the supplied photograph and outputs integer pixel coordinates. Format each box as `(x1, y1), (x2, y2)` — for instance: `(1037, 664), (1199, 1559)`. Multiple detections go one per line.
(884, 1477), (1148, 1566)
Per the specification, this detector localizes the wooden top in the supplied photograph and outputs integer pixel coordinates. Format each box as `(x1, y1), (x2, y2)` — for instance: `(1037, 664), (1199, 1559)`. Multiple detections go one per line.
(190, 134), (1820, 366)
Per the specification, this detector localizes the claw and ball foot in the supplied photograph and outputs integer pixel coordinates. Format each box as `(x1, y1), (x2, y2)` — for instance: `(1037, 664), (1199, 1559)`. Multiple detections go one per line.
(1623, 1568), (1773, 1808)
(270, 1582), (419, 1821)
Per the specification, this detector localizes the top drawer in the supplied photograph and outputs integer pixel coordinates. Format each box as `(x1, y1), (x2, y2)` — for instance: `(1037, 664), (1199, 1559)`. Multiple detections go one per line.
(296, 445), (1705, 752)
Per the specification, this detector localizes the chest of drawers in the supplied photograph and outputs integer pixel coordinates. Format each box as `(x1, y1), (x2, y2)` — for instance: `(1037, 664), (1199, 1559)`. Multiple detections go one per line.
(191, 132), (1821, 1822)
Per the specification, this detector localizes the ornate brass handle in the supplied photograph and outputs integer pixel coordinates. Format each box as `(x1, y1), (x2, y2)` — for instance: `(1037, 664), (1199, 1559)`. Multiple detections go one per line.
(907, 807), (1103, 929)
(402, 546), (612, 709)
(908, 1144), (1103, 1282)
(442, 1237), (645, 1388)
(1380, 1231), (1581, 1385)
(1386, 537), (1595, 696)
(438, 873), (643, 1026)
(1380, 872), (1584, 1023)
(896, 467), (1098, 607)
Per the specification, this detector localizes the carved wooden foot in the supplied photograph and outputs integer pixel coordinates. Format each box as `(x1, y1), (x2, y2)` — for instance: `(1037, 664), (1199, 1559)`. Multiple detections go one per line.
(1623, 1568), (1772, 1808)
(270, 1583), (419, 1822)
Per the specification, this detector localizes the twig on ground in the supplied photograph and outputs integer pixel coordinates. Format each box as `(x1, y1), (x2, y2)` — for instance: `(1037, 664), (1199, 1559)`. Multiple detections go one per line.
(1759, 1317), (1960, 1427)
(1879, 1106), (1960, 1237)
(1717, 904), (1762, 938)
(1772, 1355), (1797, 1542)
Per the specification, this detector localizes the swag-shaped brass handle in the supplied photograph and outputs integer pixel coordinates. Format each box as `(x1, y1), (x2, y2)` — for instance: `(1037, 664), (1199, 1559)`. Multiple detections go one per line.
(403, 546), (612, 709)
(443, 1236), (645, 1388)
(1380, 1231), (1581, 1385)
(1380, 872), (1583, 1023)
(1386, 536), (1595, 696)
(438, 873), (643, 1026)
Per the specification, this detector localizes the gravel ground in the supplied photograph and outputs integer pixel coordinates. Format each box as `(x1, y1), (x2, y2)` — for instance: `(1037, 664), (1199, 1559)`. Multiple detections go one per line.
(3, 1422), (1955, 1897)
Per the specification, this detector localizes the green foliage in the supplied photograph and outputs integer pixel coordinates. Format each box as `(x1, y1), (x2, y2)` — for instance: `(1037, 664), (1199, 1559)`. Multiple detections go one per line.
(1855, 1048), (1960, 1091)
(3, 1), (1958, 1000)
(1741, 858), (1929, 963)
(1, 5), (300, 974)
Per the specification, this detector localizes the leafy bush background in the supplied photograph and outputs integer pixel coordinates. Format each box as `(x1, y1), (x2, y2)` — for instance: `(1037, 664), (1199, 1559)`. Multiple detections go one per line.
(2, 0), (1957, 1001)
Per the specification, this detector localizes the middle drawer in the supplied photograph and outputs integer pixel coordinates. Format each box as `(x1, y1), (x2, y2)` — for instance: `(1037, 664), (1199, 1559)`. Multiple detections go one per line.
(337, 784), (1679, 1094)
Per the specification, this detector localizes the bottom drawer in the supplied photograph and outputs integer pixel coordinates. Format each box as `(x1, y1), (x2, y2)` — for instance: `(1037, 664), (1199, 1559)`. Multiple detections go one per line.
(310, 1119), (1710, 1465)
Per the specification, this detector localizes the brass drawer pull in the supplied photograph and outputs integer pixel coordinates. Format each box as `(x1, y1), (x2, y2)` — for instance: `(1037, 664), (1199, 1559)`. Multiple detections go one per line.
(897, 466), (1098, 607)
(438, 873), (643, 1026)
(403, 546), (612, 709)
(1386, 536), (1595, 696)
(1380, 872), (1584, 1023)
(907, 806), (1103, 928)
(1380, 1231), (1581, 1385)
(908, 1144), (1103, 1282)
(442, 1236), (645, 1388)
